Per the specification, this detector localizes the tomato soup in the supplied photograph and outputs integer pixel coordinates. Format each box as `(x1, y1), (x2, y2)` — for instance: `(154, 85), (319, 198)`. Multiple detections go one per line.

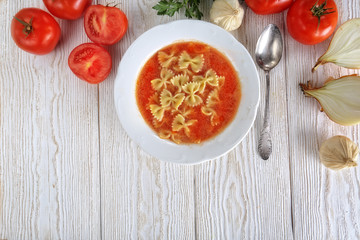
(136, 41), (241, 144)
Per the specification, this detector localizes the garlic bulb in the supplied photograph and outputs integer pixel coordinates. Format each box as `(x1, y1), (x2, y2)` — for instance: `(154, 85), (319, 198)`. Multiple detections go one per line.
(313, 18), (360, 72)
(319, 136), (359, 170)
(210, 0), (244, 31)
(300, 75), (360, 126)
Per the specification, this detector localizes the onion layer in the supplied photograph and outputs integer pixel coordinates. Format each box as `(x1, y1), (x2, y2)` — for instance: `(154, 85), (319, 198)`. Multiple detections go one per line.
(300, 75), (360, 126)
(313, 18), (360, 72)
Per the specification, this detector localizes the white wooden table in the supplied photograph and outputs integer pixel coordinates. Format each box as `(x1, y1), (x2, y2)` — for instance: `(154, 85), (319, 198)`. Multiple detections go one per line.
(1, 0), (360, 239)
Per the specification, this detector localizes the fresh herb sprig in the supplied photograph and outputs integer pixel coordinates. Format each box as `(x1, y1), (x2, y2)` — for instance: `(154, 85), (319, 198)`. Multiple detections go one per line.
(152, 0), (203, 20)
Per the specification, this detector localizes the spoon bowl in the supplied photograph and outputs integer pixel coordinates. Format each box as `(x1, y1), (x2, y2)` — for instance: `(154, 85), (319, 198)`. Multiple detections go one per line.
(256, 24), (283, 72)
(256, 24), (283, 160)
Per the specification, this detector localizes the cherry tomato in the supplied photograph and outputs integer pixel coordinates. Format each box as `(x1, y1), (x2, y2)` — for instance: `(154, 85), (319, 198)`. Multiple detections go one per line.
(68, 43), (112, 84)
(287, 0), (338, 45)
(84, 5), (128, 45)
(11, 8), (61, 55)
(43, 0), (92, 20)
(245, 0), (293, 15)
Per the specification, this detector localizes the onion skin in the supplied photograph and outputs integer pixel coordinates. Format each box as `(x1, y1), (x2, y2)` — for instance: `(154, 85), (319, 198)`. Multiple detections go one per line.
(300, 75), (360, 126)
(319, 135), (359, 170)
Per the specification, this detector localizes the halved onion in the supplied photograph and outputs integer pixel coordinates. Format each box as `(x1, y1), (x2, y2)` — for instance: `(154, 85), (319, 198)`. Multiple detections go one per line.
(300, 75), (360, 126)
(312, 18), (360, 72)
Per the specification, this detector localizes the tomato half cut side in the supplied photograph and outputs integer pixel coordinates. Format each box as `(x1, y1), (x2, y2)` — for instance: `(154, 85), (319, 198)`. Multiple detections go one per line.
(84, 5), (128, 45)
(68, 43), (112, 84)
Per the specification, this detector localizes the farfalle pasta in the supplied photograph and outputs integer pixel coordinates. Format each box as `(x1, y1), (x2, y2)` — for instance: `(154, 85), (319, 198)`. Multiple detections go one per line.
(136, 41), (241, 144)
(201, 106), (219, 126)
(172, 114), (197, 137)
(206, 89), (220, 107)
(151, 68), (174, 90)
(182, 82), (203, 107)
(160, 89), (185, 110)
(178, 51), (204, 73)
(158, 51), (177, 68)
(193, 69), (219, 94)
(149, 104), (167, 121)
(171, 74), (189, 92)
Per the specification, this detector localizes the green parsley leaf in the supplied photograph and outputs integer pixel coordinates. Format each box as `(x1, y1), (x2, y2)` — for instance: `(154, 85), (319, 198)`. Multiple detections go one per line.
(153, 0), (203, 20)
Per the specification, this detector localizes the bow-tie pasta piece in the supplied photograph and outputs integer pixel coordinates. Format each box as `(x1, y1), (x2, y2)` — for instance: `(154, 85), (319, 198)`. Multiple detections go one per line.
(205, 69), (219, 86)
(172, 114), (197, 137)
(173, 65), (194, 76)
(158, 51), (177, 68)
(172, 105), (192, 118)
(160, 89), (185, 110)
(159, 129), (172, 139)
(182, 82), (203, 107)
(171, 74), (189, 92)
(201, 106), (220, 126)
(150, 104), (167, 121)
(193, 69), (219, 94)
(151, 68), (174, 91)
(206, 89), (220, 107)
(179, 51), (204, 73)
(217, 76), (225, 88)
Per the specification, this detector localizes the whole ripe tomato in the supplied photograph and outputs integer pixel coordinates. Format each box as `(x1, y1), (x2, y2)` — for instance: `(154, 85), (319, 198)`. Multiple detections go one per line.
(84, 5), (128, 45)
(287, 0), (338, 45)
(68, 43), (112, 84)
(43, 0), (92, 20)
(11, 8), (61, 55)
(245, 0), (293, 15)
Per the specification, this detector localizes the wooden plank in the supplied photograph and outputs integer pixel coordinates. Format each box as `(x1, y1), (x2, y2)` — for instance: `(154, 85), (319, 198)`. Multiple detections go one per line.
(1, 0), (359, 239)
(194, 3), (293, 239)
(98, 0), (195, 239)
(285, 0), (360, 239)
(0, 0), (101, 239)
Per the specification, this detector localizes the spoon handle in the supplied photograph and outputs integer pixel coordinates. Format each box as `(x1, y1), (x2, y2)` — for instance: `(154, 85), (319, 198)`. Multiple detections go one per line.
(258, 71), (272, 160)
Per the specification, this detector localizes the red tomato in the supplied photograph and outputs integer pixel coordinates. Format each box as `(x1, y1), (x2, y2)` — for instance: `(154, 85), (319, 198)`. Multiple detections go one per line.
(84, 5), (128, 45)
(68, 43), (112, 84)
(245, 0), (293, 15)
(43, 0), (92, 20)
(287, 0), (338, 45)
(11, 8), (61, 55)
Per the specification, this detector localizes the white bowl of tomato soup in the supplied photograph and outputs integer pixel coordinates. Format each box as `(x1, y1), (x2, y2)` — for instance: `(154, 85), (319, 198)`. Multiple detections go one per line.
(114, 20), (260, 164)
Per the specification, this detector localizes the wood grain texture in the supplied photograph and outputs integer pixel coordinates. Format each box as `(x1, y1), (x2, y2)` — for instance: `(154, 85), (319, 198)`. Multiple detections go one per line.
(0, 0), (100, 239)
(285, 1), (360, 239)
(194, 3), (293, 239)
(98, 0), (195, 239)
(1, 0), (360, 239)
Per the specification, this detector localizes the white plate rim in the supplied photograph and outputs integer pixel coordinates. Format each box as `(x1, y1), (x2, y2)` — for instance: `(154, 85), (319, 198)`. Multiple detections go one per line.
(114, 19), (260, 164)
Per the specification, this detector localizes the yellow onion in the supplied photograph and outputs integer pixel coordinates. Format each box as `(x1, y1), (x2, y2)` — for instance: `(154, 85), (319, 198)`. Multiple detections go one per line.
(319, 135), (358, 170)
(312, 18), (360, 72)
(300, 75), (360, 126)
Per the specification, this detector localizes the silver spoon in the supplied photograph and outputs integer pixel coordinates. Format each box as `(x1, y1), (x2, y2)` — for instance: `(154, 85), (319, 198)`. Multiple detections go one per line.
(255, 24), (283, 160)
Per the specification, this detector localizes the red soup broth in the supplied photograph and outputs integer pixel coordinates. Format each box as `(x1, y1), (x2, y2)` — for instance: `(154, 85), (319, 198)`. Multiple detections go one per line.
(136, 41), (241, 144)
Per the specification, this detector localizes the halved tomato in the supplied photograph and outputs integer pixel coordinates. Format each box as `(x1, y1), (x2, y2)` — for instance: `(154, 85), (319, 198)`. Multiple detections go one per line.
(84, 4), (128, 45)
(68, 43), (112, 84)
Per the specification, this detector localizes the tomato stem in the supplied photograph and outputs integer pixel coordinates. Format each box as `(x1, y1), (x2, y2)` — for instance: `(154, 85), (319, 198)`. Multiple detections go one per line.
(13, 16), (33, 37)
(311, 0), (336, 30)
